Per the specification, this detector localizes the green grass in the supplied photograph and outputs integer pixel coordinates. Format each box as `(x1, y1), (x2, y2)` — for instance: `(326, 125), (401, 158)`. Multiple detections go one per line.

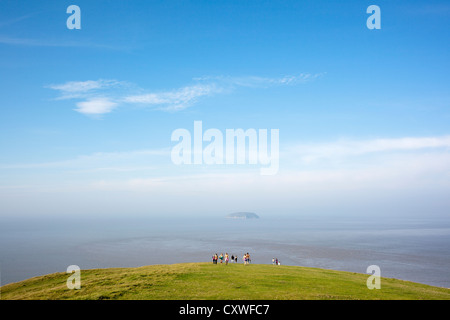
(1, 262), (449, 300)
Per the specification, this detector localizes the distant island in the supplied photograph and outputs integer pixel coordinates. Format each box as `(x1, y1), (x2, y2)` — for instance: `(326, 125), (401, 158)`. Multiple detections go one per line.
(226, 212), (259, 219)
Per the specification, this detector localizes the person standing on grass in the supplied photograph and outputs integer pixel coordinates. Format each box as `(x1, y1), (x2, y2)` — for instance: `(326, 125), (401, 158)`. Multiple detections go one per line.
(219, 253), (224, 264)
(225, 253), (229, 265)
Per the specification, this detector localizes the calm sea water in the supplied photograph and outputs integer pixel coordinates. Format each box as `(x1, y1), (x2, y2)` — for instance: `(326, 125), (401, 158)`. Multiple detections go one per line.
(1, 215), (449, 288)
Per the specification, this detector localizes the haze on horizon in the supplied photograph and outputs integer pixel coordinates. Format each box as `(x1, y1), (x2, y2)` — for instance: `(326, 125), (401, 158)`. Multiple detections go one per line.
(0, 0), (449, 221)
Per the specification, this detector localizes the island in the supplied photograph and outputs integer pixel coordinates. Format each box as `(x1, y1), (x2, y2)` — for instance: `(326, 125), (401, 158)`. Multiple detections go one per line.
(226, 212), (259, 219)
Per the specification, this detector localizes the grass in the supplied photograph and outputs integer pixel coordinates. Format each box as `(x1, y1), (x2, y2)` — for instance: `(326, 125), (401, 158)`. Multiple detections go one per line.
(1, 262), (450, 300)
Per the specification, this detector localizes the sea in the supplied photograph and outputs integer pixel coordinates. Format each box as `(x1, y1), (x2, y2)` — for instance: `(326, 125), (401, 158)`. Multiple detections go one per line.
(0, 215), (449, 288)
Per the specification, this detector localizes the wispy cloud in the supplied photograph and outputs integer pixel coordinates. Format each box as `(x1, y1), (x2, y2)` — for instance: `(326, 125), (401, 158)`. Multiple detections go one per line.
(46, 79), (126, 100)
(193, 73), (324, 88)
(2, 135), (450, 218)
(47, 73), (323, 115)
(123, 83), (220, 111)
(0, 148), (170, 170)
(47, 79), (131, 115)
(48, 79), (117, 94)
(4, 135), (449, 175)
(0, 13), (39, 28)
(0, 35), (124, 50)
(286, 135), (450, 163)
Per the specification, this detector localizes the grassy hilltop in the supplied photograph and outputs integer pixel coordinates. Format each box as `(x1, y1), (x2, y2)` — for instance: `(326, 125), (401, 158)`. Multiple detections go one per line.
(1, 262), (449, 300)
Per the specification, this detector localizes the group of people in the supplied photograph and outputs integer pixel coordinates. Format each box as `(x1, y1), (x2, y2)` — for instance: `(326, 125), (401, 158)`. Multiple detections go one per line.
(272, 258), (281, 265)
(243, 252), (251, 265)
(212, 252), (251, 265)
(211, 253), (283, 265)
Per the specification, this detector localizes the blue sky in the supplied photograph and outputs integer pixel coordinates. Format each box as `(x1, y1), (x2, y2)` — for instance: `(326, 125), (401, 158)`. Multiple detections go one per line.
(0, 0), (449, 218)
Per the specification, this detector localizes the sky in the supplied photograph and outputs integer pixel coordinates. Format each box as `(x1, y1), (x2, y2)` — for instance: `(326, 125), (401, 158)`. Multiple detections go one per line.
(0, 0), (449, 219)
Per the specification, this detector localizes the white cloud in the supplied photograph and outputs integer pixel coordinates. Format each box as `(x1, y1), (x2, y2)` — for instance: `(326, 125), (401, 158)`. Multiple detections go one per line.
(47, 73), (320, 115)
(193, 73), (325, 88)
(0, 148), (170, 170)
(47, 79), (124, 100)
(49, 80), (108, 93)
(123, 84), (219, 111)
(83, 150), (450, 218)
(2, 135), (450, 217)
(88, 152), (450, 192)
(47, 80), (220, 114)
(75, 98), (118, 115)
(286, 135), (450, 163)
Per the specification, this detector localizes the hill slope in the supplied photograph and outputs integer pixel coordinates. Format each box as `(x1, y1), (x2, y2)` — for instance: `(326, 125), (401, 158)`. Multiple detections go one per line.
(1, 263), (449, 300)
